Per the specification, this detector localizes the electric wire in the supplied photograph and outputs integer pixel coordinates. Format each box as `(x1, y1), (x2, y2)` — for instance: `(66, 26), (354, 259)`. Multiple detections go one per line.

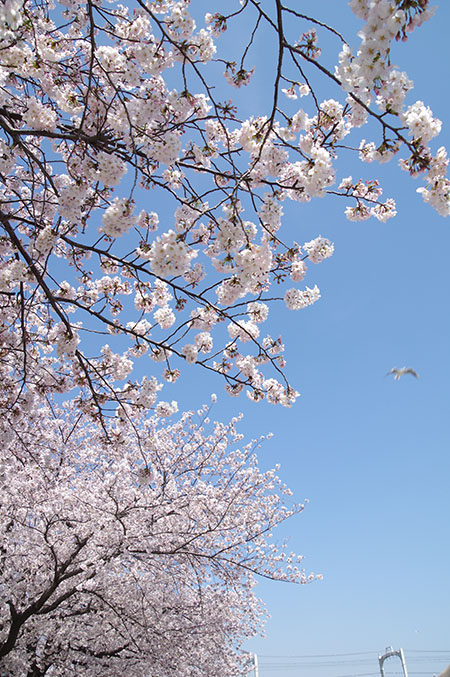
(254, 648), (450, 675)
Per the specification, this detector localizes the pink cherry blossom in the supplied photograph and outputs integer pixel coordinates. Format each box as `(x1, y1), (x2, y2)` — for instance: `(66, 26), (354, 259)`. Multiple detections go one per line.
(0, 399), (312, 675)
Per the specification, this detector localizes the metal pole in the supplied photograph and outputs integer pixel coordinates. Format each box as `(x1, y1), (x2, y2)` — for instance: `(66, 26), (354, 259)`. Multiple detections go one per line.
(399, 648), (408, 677)
(245, 653), (258, 677)
(379, 647), (408, 677)
(254, 653), (259, 677)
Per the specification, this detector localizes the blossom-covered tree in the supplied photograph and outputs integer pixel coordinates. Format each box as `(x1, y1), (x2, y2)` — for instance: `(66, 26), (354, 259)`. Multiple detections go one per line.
(0, 0), (447, 418)
(0, 398), (312, 675)
(0, 0), (449, 673)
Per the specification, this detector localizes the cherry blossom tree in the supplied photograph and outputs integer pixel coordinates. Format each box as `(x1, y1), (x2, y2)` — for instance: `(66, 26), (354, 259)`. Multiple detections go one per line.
(0, 0), (447, 419)
(0, 0), (449, 673)
(0, 398), (313, 676)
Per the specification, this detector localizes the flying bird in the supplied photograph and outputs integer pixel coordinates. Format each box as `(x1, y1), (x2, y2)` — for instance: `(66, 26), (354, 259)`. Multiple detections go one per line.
(386, 367), (419, 380)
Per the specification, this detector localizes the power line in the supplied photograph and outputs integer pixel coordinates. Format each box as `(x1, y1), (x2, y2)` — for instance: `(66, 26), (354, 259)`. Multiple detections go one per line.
(258, 649), (450, 660)
(406, 650), (450, 654)
(258, 658), (448, 666)
(257, 669), (450, 674)
(258, 650), (450, 658)
(334, 673), (434, 677)
(254, 648), (450, 676)
(260, 652), (378, 658)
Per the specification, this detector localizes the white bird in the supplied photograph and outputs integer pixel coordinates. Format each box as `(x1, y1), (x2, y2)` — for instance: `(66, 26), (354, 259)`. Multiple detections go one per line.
(386, 366), (419, 380)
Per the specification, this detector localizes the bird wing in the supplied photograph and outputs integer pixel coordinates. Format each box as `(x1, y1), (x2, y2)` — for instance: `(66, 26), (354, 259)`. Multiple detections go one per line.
(405, 368), (419, 378)
(386, 368), (399, 376)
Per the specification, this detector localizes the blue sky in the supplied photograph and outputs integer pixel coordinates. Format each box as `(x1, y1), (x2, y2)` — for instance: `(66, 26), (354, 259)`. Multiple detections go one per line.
(165, 2), (450, 676)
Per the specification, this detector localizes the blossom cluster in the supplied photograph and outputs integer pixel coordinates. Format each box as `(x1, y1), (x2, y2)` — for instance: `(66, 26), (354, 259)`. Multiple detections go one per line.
(336, 0), (448, 215)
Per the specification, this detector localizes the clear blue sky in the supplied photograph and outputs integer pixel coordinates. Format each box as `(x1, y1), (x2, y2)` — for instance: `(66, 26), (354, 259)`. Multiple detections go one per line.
(164, 2), (450, 676)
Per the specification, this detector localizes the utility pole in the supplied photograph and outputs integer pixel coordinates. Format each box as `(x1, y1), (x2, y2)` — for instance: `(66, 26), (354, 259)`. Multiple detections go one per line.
(245, 653), (259, 677)
(378, 646), (408, 677)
